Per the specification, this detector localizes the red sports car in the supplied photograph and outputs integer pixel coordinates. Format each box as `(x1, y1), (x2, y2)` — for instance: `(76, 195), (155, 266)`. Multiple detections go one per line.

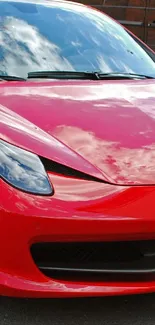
(1, 0), (155, 298)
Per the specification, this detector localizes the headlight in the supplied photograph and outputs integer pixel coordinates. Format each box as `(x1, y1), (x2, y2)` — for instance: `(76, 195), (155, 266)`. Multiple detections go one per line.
(0, 140), (53, 195)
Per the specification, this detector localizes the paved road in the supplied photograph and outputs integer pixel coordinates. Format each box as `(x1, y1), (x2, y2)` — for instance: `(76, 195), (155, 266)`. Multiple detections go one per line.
(1, 294), (155, 325)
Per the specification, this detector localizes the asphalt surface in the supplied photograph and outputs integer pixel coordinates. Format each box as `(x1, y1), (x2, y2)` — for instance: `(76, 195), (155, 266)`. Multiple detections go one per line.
(1, 294), (155, 325)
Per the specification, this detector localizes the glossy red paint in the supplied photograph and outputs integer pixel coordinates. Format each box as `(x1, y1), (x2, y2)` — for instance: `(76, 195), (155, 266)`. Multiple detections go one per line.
(2, 174), (155, 298)
(1, 1), (155, 298)
(2, 79), (155, 298)
(1, 79), (155, 185)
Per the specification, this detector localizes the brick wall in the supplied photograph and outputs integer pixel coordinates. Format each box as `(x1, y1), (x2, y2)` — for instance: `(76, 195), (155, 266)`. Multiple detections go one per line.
(73, 0), (155, 50)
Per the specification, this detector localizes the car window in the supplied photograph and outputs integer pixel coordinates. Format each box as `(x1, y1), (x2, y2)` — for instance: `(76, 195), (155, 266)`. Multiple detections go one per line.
(0, 0), (155, 78)
(127, 31), (155, 62)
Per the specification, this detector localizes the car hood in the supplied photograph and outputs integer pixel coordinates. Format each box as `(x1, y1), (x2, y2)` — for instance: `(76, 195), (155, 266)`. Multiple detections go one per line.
(1, 79), (155, 185)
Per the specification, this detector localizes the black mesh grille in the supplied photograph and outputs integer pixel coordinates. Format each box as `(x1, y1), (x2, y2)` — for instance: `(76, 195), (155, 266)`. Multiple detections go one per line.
(31, 241), (155, 282)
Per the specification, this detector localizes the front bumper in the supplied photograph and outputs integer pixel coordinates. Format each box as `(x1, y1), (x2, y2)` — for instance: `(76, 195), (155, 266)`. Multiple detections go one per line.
(1, 173), (155, 298)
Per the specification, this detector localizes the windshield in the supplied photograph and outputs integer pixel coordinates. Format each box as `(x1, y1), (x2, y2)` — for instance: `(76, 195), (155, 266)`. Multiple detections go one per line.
(0, 0), (155, 79)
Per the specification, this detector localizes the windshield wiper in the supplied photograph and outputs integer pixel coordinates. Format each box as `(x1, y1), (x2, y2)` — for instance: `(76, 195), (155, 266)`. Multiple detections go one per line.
(98, 72), (155, 80)
(28, 70), (155, 80)
(28, 71), (100, 80)
(0, 75), (26, 81)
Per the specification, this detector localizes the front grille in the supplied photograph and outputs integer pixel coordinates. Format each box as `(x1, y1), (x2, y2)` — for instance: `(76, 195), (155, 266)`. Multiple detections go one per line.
(31, 241), (155, 282)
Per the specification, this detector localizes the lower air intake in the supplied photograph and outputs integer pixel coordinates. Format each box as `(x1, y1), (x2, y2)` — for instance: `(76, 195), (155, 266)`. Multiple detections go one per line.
(31, 241), (155, 282)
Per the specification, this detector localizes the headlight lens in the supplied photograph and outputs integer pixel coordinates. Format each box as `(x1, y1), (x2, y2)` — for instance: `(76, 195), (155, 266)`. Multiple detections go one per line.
(0, 140), (53, 195)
